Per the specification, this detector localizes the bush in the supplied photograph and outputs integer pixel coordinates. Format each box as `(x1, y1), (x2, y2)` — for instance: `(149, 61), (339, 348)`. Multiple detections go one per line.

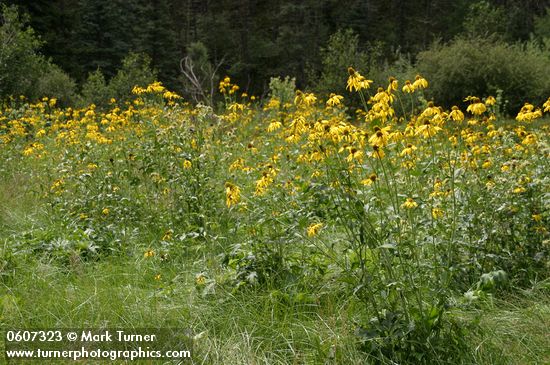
(80, 53), (156, 107)
(0, 5), (77, 104)
(268, 76), (295, 106)
(313, 29), (382, 96)
(81, 69), (111, 107)
(0, 5), (43, 98)
(108, 52), (156, 101)
(34, 63), (78, 106)
(416, 37), (550, 114)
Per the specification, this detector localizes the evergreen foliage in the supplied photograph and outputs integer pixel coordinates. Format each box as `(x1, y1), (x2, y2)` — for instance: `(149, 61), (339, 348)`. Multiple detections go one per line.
(2, 0), (550, 110)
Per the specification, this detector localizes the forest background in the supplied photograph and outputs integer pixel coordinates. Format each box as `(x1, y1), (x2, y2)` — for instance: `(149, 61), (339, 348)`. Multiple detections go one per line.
(2, 0), (550, 112)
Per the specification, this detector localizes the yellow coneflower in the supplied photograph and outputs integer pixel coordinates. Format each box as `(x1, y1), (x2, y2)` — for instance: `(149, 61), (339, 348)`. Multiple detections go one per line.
(225, 182), (241, 208)
(307, 223), (323, 237)
(412, 75), (428, 89)
(346, 146), (363, 162)
(521, 133), (537, 146)
(532, 214), (542, 222)
(162, 230), (173, 241)
(400, 144), (417, 156)
(466, 97), (487, 115)
(368, 126), (391, 147)
(144, 249), (155, 258)
(485, 96), (496, 106)
(401, 198), (418, 209)
(370, 144), (385, 159)
(326, 93), (344, 107)
(449, 106), (464, 122)
(183, 160), (192, 169)
(267, 120), (282, 132)
(432, 208), (444, 219)
(402, 80), (415, 93)
(513, 186), (526, 194)
(360, 173), (377, 186)
(346, 67), (372, 92)
(387, 77), (398, 92)
(416, 120), (442, 138)
(229, 158), (245, 172)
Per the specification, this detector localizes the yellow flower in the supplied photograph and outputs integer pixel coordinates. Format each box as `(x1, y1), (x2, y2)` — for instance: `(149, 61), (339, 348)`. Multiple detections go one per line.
(401, 198), (418, 209)
(449, 106), (464, 122)
(183, 160), (192, 169)
(294, 91), (317, 106)
(368, 126), (391, 147)
(229, 158), (246, 172)
(532, 214), (542, 222)
(346, 67), (372, 92)
(255, 168), (277, 196)
(267, 121), (282, 132)
(162, 230), (173, 241)
(102, 208), (110, 216)
(432, 208), (444, 219)
(419, 101), (439, 119)
(307, 223), (323, 237)
(485, 96), (496, 106)
(360, 173), (377, 186)
(144, 249), (155, 258)
(513, 186), (526, 194)
(400, 144), (417, 156)
(23, 146), (34, 156)
(346, 146), (363, 162)
(521, 134), (537, 146)
(370, 145), (385, 159)
(466, 98), (487, 115)
(326, 93), (344, 107)
(416, 120), (441, 138)
(225, 182), (241, 208)
(154, 274), (161, 280)
(387, 77), (398, 92)
(195, 273), (207, 286)
(412, 75), (428, 89)
(402, 80), (415, 93)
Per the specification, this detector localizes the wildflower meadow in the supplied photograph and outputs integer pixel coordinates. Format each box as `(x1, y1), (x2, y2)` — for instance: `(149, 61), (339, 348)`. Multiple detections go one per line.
(1, 69), (549, 363)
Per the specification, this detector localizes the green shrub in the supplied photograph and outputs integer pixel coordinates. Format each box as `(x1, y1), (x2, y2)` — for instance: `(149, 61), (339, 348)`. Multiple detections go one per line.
(80, 53), (156, 107)
(416, 37), (550, 114)
(0, 5), (42, 98)
(108, 52), (156, 101)
(313, 29), (382, 96)
(1, 5), (77, 104)
(268, 76), (295, 106)
(81, 69), (111, 107)
(34, 63), (78, 106)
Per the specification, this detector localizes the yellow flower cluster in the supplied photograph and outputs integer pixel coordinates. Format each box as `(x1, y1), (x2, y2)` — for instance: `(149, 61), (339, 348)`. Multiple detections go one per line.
(219, 76), (240, 95)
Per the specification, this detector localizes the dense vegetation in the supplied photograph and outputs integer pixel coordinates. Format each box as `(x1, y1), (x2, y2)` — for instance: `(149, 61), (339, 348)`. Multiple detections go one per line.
(1, 73), (549, 364)
(1, 2), (549, 364)
(1, 1), (550, 110)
